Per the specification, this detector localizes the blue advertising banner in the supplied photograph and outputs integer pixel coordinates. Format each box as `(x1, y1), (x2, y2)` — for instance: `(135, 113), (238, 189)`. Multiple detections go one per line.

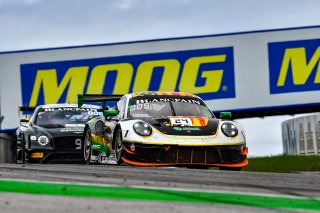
(269, 38), (320, 94)
(21, 47), (235, 106)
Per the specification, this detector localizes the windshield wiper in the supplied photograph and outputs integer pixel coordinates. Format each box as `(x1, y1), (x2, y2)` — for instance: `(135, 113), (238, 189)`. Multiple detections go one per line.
(169, 101), (176, 116)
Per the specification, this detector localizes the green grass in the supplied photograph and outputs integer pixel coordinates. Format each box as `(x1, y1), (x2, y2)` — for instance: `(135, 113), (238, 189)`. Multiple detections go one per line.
(242, 154), (320, 173)
(1, 180), (320, 211)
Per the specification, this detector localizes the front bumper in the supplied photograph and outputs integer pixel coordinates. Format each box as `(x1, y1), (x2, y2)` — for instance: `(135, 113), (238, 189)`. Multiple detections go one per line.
(25, 149), (84, 163)
(121, 142), (248, 167)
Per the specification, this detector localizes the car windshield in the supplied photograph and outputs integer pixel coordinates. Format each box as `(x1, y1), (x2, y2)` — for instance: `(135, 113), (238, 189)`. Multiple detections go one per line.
(128, 96), (214, 118)
(35, 108), (103, 128)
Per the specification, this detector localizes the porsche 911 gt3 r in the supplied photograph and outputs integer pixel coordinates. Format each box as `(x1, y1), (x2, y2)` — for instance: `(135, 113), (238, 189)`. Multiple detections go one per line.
(16, 104), (103, 163)
(79, 92), (248, 170)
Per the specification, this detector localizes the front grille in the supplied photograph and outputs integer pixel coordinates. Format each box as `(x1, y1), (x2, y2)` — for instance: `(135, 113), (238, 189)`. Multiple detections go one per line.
(123, 144), (245, 165)
(42, 152), (84, 163)
(53, 137), (81, 150)
(163, 146), (222, 164)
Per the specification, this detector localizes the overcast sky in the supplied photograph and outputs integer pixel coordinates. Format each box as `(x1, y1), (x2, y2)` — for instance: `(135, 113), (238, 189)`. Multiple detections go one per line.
(0, 0), (319, 156)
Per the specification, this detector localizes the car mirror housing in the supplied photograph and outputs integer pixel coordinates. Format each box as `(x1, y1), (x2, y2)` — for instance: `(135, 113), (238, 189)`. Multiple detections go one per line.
(103, 109), (119, 117)
(220, 112), (232, 119)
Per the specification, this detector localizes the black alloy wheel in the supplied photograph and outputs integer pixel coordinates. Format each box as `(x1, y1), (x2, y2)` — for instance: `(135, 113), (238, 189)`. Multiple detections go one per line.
(84, 129), (93, 165)
(17, 135), (26, 164)
(114, 129), (124, 165)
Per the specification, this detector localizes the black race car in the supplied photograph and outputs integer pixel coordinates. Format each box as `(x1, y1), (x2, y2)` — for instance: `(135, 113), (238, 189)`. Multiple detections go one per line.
(16, 104), (103, 163)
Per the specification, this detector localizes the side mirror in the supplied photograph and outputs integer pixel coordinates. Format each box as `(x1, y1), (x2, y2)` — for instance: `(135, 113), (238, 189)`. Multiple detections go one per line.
(220, 112), (232, 119)
(20, 117), (30, 124)
(103, 109), (119, 117)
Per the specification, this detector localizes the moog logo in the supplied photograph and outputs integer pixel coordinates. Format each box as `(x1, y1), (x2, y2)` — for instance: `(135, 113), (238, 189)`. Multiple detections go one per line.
(269, 38), (320, 94)
(20, 47), (235, 106)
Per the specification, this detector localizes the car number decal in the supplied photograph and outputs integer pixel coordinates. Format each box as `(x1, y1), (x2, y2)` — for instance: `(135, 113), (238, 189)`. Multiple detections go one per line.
(75, 139), (82, 150)
(170, 118), (192, 126)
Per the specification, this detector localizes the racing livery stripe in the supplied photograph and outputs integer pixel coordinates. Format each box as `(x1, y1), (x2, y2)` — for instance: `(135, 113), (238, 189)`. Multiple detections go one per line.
(91, 134), (108, 146)
(122, 140), (245, 146)
(121, 158), (249, 167)
(91, 134), (111, 154)
(192, 117), (208, 126)
(0, 179), (319, 211)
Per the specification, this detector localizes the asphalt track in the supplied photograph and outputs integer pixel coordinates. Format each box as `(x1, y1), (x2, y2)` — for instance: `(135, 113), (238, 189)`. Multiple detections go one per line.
(0, 163), (319, 212)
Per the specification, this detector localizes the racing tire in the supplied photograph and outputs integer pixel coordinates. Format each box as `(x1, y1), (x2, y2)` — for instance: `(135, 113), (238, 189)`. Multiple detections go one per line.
(17, 135), (26, 164)
(114, 129), (124, 165)
(84, 129), (93, 165)
(21, 146), (26, 164)
(219, 167), (242, 171)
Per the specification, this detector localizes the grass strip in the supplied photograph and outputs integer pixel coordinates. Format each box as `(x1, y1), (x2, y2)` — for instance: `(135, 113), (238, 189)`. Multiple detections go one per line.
(0, 179), (319, 211)
(243, 154), (320, 173)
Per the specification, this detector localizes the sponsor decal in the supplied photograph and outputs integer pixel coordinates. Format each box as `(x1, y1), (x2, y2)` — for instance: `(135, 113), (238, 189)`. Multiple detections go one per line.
(269, 38), (320, 94)
(135, 98), (201, 105)
(60, 128), (83, 132)
(92, 144), (101, 149)
(88, 111), (103, 116)
(64, 124), (85, 127)
(44, 107), (99, 112)
(173, 127), (201, 131)
(99, 155), (117, 164)
(42, 104), (100, 109)
(21, 47), (235, 106)
(131, 91), (197, 97)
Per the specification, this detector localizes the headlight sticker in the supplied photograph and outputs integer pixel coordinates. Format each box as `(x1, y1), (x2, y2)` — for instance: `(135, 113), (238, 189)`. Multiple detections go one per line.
(133, 121), (152, 136)
(221, 122), (238, 137)
(38, 135), (49, 146)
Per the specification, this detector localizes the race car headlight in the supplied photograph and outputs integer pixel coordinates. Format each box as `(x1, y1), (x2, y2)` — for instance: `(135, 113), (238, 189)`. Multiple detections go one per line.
(133, 121), (152, 136)
(221, 122), (238, 137)
(30, 135), (37, 141)
(38, 135), (49, 146)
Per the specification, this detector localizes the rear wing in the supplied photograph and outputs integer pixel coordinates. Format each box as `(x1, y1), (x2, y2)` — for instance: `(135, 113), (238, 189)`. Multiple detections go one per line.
(18, 106), (36, 123)
(18, 106), (36, 115)
(78, 94), (123, 110)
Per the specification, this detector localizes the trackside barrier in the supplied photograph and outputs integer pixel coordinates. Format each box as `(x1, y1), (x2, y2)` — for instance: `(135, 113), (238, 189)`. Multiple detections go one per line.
(0, 130), (16, 163)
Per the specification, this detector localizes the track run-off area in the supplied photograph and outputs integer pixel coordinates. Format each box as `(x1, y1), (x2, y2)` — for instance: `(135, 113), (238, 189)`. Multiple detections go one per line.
(0, 163), (319, 212)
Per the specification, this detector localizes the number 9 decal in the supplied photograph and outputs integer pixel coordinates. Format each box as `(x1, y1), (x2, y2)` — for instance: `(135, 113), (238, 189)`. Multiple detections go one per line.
(75, 139), (82, 150)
